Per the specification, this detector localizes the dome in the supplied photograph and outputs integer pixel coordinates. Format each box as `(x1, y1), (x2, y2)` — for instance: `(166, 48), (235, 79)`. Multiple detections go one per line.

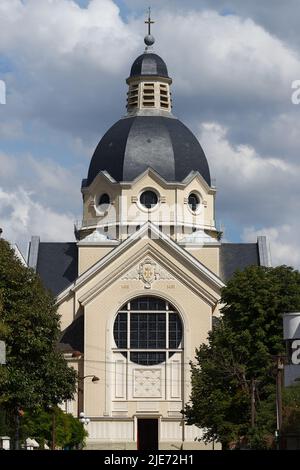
(87, 116), (211, 185)
(130, 53), (169, 78)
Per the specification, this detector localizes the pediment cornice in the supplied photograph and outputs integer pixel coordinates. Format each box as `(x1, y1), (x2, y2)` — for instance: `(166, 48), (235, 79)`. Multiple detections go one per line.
(56, 222), (225, 306)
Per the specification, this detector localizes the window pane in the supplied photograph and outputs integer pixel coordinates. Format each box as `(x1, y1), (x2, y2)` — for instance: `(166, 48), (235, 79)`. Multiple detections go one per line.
(114, 297), (183, 366)
(140, 191), (158, 209)
(130, 313), (166, 348)
(99, 193), (110, 208)
(130, 352), (166, 365)
(169, 312), (182, 349)
(113, 312), (127, 348)
(188, 193), (200, 212)
(130, 297), (166, 310)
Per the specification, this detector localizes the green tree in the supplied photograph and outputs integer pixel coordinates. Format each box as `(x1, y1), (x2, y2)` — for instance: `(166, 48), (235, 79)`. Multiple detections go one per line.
(282, 383), (300, 436)
(185, 265), (300, 449)
(22, 406), (88, 449)
(0, 239), (77, 440)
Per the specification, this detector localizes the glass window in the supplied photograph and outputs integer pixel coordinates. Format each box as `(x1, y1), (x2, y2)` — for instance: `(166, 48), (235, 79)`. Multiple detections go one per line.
(130, 352), (166, 366)
(188, 193), (200, 212)
(130, 313), (166, 349)
(130, 297), (165, 311)
(113, 312), (127, 349)
(99, 193), (110, 210)
(140, 190), (158, 209)
(113, 297), (183, 366)
(169, 312), (183, 349)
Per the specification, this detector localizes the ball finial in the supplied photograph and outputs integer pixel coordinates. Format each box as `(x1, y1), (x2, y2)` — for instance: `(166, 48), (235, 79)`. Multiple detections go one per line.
(144, 7), (155, 50)
(144, 34), (155, 47)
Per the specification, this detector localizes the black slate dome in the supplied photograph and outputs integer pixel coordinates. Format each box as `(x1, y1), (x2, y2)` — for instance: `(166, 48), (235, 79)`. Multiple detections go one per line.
(130, 53), (169, 78)
(87, 116), (211, 186)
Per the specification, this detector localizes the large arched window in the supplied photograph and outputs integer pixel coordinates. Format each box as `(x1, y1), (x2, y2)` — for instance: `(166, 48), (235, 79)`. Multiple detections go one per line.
(113, 296), (183, 366)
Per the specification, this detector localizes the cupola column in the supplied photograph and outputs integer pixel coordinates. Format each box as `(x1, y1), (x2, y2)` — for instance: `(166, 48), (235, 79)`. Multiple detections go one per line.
(126, 76), (172, 114)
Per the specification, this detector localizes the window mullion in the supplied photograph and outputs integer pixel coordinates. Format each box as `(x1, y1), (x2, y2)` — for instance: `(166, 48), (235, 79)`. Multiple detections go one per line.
(127, 303), (130, 351)
(166, 302), (169, 351)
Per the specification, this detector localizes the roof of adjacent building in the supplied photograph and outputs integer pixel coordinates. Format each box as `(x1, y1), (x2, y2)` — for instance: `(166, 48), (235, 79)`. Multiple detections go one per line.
(130, 53), (169, 78)
(35, 242), (78, 297)
(219, 243), (259, 282)
(87, 116), (211, 186)
(34, 241), (261, 296)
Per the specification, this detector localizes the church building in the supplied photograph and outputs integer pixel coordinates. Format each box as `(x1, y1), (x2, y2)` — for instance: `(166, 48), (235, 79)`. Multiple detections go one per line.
(27, 16), (271, 450)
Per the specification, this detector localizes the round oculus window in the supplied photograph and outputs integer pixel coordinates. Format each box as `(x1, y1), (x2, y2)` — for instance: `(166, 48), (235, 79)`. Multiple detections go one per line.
(113, 296), (183, 366)
(188, 193), (200, 212)
(140, 190), (158, 209)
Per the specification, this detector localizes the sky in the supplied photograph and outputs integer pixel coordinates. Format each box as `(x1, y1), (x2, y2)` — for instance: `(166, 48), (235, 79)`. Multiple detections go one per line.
(0, 0), (300, 268)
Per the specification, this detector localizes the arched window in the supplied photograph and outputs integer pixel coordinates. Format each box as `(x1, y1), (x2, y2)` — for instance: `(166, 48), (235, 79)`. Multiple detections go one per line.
(113, 296), (183, 365)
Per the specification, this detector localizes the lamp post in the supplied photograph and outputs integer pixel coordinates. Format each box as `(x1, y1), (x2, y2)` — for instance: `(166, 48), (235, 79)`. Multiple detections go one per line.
(15, 407), (24, 450)
(272, 354), (285, 450)
(78, 412), (90, 450)
(79, 412), (90, 426)
(51, 407), (56, 451)
(77, 375), (100, 419)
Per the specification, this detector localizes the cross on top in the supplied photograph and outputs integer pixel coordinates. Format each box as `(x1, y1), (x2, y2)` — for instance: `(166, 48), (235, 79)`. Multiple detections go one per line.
(145, 7), (154, 36)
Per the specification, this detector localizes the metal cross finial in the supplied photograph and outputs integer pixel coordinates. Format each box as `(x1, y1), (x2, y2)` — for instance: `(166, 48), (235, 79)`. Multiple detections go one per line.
(145, 7), (154, 36)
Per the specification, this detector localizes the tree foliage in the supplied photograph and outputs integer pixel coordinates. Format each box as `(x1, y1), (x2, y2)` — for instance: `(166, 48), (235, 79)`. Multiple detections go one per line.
(21, 406), (88, 449)
(282, 383), (300, 436)
(0, 239), (77, 411)
(185, 265), (300, 448)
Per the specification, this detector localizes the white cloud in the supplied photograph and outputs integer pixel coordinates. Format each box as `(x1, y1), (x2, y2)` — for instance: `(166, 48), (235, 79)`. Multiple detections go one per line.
(0, 152), (17, 177)
(0, 0), (138, 79)
(26, 154), (80, 194)
(1, 1), (300, 137)
(157, 10), (300, 101)
(199, 122), (298, 186)
(0, 187), (75, 256)
(123, 0), (300, 51)
(0, 150), (81, 210)
(243, 225), (300, 269)
(0, 150), (82, 252)
(0, 0), (140, 137)
(0, 1), (299, 266)
(197, 122), (300, 268)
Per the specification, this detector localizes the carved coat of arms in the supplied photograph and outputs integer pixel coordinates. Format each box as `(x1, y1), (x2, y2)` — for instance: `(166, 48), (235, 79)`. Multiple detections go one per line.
(139, 258), (157, 288)
(121, 257), (174, 288)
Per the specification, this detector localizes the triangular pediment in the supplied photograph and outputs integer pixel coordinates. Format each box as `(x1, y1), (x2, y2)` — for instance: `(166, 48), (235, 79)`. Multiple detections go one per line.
(56, 222), (225, 307)
(77, 244), (221, 307)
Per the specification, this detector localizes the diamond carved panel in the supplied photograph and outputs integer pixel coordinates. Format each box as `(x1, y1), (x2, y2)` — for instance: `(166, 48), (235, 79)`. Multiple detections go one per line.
(133, 369), (162, 398)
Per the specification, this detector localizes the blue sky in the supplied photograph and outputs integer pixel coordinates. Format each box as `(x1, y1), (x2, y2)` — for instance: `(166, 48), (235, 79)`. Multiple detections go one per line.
(1, 0), (300, 267)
